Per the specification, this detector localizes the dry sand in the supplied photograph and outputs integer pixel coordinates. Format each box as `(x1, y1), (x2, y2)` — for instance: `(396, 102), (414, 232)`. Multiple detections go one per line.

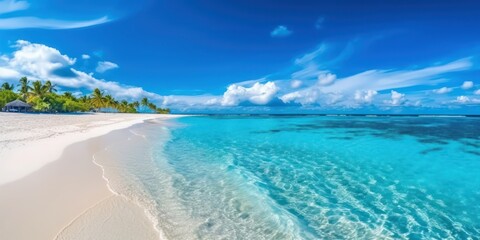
(0, 113), (181, 240)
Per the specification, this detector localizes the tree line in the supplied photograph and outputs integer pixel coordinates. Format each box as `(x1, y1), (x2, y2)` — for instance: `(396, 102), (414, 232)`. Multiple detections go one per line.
(0, 77), (170, 114)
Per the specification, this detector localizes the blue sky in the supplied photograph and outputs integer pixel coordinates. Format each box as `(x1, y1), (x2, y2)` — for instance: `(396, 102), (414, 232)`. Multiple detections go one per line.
(0, 0), (479, 114)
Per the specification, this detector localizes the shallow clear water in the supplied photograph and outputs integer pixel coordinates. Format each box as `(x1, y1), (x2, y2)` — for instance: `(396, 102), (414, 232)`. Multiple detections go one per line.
(98, 116), (480, 239)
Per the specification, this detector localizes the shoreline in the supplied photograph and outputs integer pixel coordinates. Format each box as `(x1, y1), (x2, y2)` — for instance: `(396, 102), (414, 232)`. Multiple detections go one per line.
(0, 113), (185, 240)
(0, 113), (182, 185)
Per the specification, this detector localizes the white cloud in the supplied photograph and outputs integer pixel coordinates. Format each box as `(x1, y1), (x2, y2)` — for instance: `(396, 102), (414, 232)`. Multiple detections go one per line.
(387, 90), (406, 106)
(221, 82), (278, 106)
(455, 96), (470, 103)
(432, 87), (452, 94)
(453, 96), (480, 104)
(290, 80), (302, 89)
(475, 89), (480, 95)
(354, 90), (377, 104)
(291, 63), (322, 80)
(324, 58), (471, 94)
(0, 67), (20, 79)
(81, 54), (90, 60)
(461, 81), (474, 90)
(0, 16), (110, 30)
(96, 61), (119, 73)
(0, 40), (162, 102)
(0, 0), (28, 14)
(0, 0), (109, 30)
(277, 58), (472, 108)
(317, 72), (336, 86)
(294, 44), (327, 65)
(10, 40), (76, 78)
(161, 95), (220, 107)
(281, 87), (321, 105)
(270, 25), (292, 38)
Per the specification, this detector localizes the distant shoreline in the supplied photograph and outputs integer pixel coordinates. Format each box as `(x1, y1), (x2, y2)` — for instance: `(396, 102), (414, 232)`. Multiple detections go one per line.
(187, 113), (480, 117)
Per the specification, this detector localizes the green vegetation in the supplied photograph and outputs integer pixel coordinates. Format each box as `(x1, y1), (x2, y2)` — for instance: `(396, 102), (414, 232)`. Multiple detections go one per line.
(0, 77), (170, 114)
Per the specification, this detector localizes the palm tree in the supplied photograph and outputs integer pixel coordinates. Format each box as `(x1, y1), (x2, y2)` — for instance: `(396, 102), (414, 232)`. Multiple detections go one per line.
(104, 95), (117, 112)
(128, 103), (138, 113)
(141, 97), (149, 107)
(132, 101), (140, 109)
(156, 108), (171, 114)
(42, 81), (57, 93)
(1, 82), (14, 91)
(113, 100), (120, 111)
(30, 80), (46, 98)
(118, 100), (129, 113)
(18, 77), (30, 99)
(79, 95), (90, 103)
(90, 88), (106, 110)
(63, 92), (75, 100)
(147, 102), (157, 112)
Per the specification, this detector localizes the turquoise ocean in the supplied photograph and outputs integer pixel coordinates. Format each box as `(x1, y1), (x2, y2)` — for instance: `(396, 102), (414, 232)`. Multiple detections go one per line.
(95, 115), (480, 239)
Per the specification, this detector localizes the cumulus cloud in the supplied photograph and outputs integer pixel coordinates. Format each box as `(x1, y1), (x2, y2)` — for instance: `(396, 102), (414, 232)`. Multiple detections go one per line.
(317, 72), (336, 86)
(96, 61), (119, 73)
(262, 47), (479, 111)
(9, 40), (76, 78)
(270, 25), (292, 38)
(276, 58), (472, 108)
(461, 81), (474, 90)
(387, 90), (406, 106)
(290, 80), (302, 89)
(475, 89), (480, 95)
(0, 0), (28, 14)
(354, 90), (377, 104)
(0, 40), (161, 102)
(455, 96), (470, 103)
(453, 96), (480, 104)
(81, 54), (90, 60)
(433, 87), (452, 94)
(0, 67), (20, 79)
(161, 95), (220, 107)
(281, 87), (321, 105)
(221, 82), (279, 106)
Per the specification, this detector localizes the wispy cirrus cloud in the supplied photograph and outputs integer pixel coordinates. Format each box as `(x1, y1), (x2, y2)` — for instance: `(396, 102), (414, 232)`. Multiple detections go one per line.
(0, 0), (110, 29)
(0, 16), (110, 30)
(0, 0), (28, 14)
(96, 61), (119, 73)
(279, 58), (472, 107)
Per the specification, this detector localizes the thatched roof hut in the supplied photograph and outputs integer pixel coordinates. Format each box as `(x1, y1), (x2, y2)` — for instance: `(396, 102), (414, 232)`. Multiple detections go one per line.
(4, 99), (32, 112)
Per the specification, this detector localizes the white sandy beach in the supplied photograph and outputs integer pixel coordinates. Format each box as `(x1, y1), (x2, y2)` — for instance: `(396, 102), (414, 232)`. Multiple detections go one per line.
(0, 113), (181, 240)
